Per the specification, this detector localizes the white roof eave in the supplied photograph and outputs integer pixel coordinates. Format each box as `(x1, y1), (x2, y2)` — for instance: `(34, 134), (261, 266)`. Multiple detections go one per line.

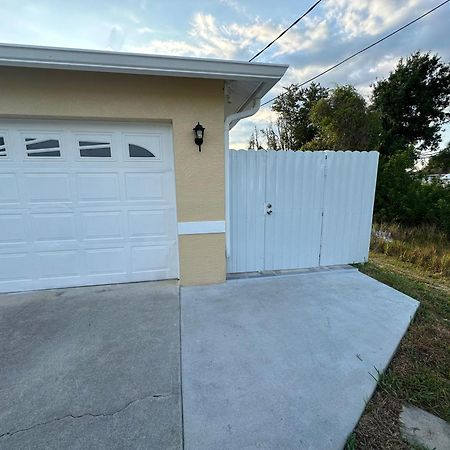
(0, 43), (287, 82)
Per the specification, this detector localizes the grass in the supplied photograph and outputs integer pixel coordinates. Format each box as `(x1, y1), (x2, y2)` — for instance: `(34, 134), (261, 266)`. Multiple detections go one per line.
(346, 249), (450, 449)
(371, 223), (450, 276)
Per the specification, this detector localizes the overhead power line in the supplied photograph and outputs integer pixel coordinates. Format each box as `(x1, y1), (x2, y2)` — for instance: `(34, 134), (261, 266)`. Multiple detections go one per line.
(249, 0), (324, 62)
(261, 0), (450, 107)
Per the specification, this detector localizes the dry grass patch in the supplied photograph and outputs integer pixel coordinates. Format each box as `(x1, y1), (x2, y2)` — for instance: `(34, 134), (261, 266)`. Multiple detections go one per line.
(371, 223), (450, 276)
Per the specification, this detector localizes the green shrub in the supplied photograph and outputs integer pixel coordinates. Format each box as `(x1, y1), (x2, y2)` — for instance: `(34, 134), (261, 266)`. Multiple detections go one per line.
(374, 152), (450, 236)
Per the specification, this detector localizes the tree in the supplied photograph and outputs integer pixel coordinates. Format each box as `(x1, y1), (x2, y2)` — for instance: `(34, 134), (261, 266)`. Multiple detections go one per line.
(248, 123), (285, 151)
(271, 82), (329, 149)
(372, 52), (450, 158)
(375, 148), (450, 235)
(248, 127), (264, 150)
(261, 125), (280, 150)
(304, 85), (381, 150)
(425, 142), (450, 174)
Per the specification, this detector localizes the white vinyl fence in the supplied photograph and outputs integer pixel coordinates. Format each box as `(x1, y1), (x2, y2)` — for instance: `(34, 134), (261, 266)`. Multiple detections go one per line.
(228, 150), (379, 273)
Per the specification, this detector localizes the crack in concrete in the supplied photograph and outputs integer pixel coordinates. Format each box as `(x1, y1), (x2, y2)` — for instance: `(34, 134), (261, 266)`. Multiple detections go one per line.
(0, 392), (174, 439)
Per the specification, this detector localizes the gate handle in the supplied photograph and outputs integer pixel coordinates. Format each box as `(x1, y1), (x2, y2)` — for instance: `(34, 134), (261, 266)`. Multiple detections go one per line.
(266, 203), (273, 215)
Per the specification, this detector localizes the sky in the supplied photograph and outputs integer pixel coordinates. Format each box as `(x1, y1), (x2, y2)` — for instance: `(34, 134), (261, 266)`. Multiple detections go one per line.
(1, 0), (449, 155)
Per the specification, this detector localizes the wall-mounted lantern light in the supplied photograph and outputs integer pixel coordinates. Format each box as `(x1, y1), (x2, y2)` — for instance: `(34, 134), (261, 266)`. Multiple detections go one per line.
(193, 122), (205, 152)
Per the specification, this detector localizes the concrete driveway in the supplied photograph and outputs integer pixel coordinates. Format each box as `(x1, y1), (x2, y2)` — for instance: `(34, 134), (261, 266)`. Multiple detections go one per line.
(0, 281), (182, 450)
(0, 267), (419, 450)
(181, 267), (419, 450)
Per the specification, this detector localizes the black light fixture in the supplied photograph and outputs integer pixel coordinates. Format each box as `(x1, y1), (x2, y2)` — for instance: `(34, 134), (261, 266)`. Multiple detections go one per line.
(193, 122), (205, 152)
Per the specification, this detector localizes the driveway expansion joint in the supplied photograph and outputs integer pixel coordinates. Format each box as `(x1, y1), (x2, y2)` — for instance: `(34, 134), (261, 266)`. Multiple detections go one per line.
(0, 392), (174, 439)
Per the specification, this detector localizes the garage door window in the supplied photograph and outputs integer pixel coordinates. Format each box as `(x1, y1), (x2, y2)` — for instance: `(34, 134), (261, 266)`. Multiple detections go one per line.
(0, 137), (6, 157)
(128, 144), (155, 158)
(25, 138), (61, 157)
(79, 141), (112, 158)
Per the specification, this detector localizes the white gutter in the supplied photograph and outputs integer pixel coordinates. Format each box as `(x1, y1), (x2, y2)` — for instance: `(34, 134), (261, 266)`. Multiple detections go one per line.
(224, 98), (261, 259)
(0, 43), (288, 82)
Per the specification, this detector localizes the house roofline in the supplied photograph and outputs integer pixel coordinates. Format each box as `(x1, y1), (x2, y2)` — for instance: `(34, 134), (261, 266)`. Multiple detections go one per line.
(0, 43), (288, 82)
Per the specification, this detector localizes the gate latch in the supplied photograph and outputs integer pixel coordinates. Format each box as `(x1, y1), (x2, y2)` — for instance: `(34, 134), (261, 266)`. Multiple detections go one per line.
(265, 202), (273, 215)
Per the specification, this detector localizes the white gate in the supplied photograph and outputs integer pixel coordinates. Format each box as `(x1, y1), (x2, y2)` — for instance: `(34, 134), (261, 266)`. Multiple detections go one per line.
(228, 150), (379, 273)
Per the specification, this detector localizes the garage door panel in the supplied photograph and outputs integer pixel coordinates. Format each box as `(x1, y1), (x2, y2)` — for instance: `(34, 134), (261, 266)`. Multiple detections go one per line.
(127, 210), (172, 239)
(125, 173), (165, 201)
(76, 173), (121, 203)
(31, 213), (77, 242)
(0, 214), (28, 243)
(131, 245), (170, 274)
(0, 174), (20, 204)
(81, 211), (123, 240)
(0, 253), (31, 281)
(36, 250), (81, 279)
(0, 120), (178, 293)
(85, 247), (128, 276)
(24, 173), (71, 203)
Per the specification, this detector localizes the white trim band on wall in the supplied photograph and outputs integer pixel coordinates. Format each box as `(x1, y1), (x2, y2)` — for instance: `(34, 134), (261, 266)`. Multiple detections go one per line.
(178, 220), (225, 235)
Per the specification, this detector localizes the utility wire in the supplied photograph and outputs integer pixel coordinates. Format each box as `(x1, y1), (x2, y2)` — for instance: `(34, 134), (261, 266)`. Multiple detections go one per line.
(249, 0), (324, 62)
(261, 0), (450, 107)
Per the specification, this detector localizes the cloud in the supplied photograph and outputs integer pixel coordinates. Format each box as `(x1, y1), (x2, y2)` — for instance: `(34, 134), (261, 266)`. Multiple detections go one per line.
(367, 55), (399, 74)
(227, 16), (328, 57)
(132, 12), (328, 59)
(246, 107), (279, 126)
(325, 0), (422, 38)
(283, 65), (329, 85)
(132, 14), (235, 58)
(137, 27), (154, 34)
(219, 0), (250, 18)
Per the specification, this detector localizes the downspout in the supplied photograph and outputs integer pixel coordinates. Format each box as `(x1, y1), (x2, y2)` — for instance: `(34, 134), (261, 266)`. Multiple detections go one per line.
(224, 97), (261, 259)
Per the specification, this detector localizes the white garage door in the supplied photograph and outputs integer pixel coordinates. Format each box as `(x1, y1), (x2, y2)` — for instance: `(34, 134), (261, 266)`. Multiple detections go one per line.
(0, 119), (179, 293)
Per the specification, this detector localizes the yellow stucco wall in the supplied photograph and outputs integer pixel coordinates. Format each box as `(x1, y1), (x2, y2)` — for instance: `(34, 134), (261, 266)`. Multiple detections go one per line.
(0, 66), (226, 285)
(179, 234), (226, 285)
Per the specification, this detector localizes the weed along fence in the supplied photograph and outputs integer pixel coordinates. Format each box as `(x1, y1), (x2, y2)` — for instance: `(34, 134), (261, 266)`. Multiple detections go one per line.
(228, 150), (379, 273)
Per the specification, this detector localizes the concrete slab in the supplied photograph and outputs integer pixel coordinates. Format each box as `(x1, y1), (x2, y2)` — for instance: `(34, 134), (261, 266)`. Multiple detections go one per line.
(400, 405), (450, 450)
(181, 268), (419, 450)
(0, 281), (182, 450)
